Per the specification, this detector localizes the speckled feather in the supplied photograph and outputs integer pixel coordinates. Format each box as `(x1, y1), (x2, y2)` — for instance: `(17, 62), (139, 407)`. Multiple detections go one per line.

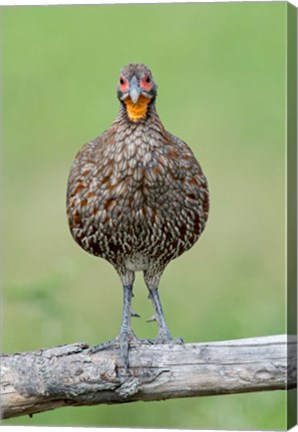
(67, 67), (209, 290)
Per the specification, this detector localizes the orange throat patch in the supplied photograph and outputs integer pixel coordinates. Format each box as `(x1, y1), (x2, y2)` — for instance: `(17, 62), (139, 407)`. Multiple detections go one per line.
(124, 95), (151, 122)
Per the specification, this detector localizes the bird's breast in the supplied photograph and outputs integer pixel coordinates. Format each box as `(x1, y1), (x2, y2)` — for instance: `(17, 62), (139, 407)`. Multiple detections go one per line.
(67, 125), (208, 263)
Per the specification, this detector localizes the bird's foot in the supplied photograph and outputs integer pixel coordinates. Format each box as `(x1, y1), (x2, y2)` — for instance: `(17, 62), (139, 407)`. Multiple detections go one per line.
(145, 314), (183, 345)
(154, 333), (184, 345)
(89, 331), (142, 373)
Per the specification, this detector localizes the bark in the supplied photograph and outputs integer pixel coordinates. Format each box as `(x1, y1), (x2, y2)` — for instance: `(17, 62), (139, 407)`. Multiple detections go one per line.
(1, 334), (296, 419)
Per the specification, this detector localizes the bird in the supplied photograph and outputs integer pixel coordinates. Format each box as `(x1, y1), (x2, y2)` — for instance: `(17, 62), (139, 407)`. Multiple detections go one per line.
(66, 63), (209, 370)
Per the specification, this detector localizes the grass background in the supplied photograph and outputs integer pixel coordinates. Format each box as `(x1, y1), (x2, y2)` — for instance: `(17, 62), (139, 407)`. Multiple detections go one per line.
(2, 2), (287, 429)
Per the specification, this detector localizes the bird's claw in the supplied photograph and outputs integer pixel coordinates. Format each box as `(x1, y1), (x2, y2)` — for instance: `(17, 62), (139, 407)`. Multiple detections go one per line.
(146, 314), (157, 323)
(131, 309), (141, 318)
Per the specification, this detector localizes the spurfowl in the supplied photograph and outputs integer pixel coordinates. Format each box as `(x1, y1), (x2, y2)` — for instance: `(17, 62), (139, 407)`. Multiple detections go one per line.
(67, 64), (209, 369)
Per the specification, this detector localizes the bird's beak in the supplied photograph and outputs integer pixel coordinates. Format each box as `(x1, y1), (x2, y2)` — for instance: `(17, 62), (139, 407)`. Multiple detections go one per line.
(129, 76), (141, 104)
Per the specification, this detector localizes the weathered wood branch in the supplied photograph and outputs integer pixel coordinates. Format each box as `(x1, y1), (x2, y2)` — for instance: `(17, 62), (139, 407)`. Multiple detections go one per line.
(1, 334), (296, 419)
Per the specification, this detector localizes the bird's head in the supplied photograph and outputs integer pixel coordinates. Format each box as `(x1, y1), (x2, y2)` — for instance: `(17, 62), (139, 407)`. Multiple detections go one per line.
(117, 64), (157, 122)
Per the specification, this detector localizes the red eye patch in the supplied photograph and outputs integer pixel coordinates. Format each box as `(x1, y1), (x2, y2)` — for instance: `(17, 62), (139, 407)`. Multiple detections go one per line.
(119, 75), (129, 92)
(140, 74), (152, 91)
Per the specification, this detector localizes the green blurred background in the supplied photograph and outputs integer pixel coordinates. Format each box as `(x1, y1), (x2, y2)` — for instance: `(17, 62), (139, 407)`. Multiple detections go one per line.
(2, 2), (287, 429)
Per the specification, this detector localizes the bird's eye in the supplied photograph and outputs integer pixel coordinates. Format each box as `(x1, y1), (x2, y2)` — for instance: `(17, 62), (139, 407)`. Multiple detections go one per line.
(119, 75), (129, 92)
(140, 74), (152, 90)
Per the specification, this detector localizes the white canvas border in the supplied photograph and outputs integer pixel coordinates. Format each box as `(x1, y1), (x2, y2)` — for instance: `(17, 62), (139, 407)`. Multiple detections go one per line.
(1, 0), (297, 432)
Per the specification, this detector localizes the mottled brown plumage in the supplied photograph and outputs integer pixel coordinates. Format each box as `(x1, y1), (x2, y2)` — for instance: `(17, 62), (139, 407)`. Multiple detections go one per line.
(66, 64), (209, 369)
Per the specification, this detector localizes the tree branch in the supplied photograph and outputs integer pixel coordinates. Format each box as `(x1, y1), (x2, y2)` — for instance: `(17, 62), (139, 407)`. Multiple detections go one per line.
(1, 334), (296, 419)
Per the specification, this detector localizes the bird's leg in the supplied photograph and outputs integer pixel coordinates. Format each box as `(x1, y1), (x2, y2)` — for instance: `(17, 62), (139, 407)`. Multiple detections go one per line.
(89, 282), (139, 372)
(148, 287), (174, 344)
(144, 270), (173, 344)
(117, 283), (139, 369)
